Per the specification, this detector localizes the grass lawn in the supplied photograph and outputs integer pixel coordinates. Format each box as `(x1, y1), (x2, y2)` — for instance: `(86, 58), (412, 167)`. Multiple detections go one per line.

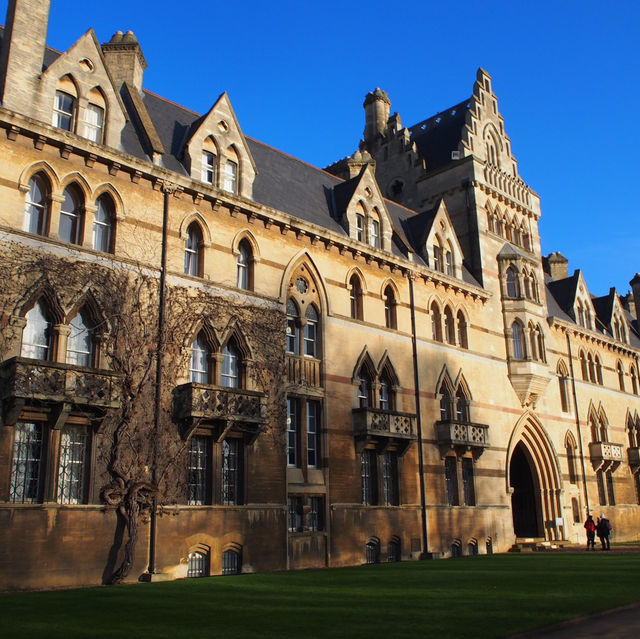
(2, 553), (640, 638)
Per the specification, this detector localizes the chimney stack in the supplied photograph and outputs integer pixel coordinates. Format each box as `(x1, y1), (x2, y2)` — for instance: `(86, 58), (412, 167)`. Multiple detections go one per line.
(543, 252), (569, 281)
(630, 273), (640, 322)
(102, 30), (147, 92)
(363, 88), (390, 145)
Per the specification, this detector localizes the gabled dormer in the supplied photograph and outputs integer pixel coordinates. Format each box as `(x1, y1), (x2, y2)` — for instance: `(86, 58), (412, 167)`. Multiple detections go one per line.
(593, 288), (629, 344)
(332, 162), (392, 251)
(572, 272), (596, 331)
(183, 93), (257, 200)
(34, 30), (128, 148)
(405, 199), (463, 279)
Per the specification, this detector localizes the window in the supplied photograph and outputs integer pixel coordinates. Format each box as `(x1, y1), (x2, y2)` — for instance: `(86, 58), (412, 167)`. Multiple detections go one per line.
(184, 223), (203, 276)
(579, 351), (588, 381)
(456, 311), (468, 349)
(587, 354), (596, 383)
(566, 439), (577, 484)
(595, 356), (603, 385)
(190, 335), (210, 383)
(445, 456), (459, 506)
(21, 301), (52, 360)
(201, 150), (216, 185)
(379, 371), (394, 411)
(187, 435), (210, 505)
(222, 549), (241, 575)
(370, 218), (380, 248)
(24, 174), (49, 235)
(53, 90), (75, 131)
(306, 400), (320, 468)
(357, 369), (373, 408)
(431, 302), (442, 342)
(631, 366), (639, 395)
(439, 382), (452, 421)
(382, 451), (399, 506)
(558, 363), (571, 413)
(387, 538), (401, 562)
(304, 305), (318, 357)
(511, 321), (524, 360)
(221, 341), (240, 388)
(461, 458), (475, 506)
(383, 286), (397, 330)
(506, 267), (519, 298)
(286, 300), (301, 354)
(223, 159), (238, 193)
(82, 103), (104, 143)
(221, 438), (243, 505)
(361, 449), (378, 505)
(57, 425), (88, 504)
(93, 194), (114, 253)
(236, 240), (252, 290)
(444, 307), (455, 345)
(288, 495), (325, 533)
(355, 214), (365, 242)
(10, 422), (43, 503)
(67, 312), (93, 367)
(187, 551), (208, 578)
(445, 249), (453, 276)
(433, 243), (442, 272)
(287, 397), (321, 468)
(366, 540), (380, 564)
(349, 274), (363, 320)
(59, 185), (83, 245)
(455, 387), (469, 422)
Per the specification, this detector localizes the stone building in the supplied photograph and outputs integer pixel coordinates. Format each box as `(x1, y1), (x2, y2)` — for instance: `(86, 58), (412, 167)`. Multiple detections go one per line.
(1, 0), (639, 591)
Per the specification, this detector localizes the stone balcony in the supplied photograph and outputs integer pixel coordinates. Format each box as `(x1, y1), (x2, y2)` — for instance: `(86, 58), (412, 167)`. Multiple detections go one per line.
(286, 354), (321, 389)
(628, 447), (640, 467)
(174, 382), (267, 442)
(352, 407), (417, 455)
(0, 356), (122, 426)
(589, 441), (624, 471)
(435, 420), (490, 456)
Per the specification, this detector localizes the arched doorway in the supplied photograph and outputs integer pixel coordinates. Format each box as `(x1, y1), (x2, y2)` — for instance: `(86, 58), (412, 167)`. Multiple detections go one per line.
(506, 413), (563, 541)
(510, 443), (542, 537)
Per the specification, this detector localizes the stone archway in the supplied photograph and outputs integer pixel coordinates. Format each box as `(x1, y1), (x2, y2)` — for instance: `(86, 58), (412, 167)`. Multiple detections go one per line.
(506, 413), (564, 541)
(510, 442), (542, 537)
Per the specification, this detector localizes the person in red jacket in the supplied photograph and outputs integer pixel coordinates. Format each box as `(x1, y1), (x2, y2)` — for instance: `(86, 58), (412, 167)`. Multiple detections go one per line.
(584, 514), (596, 550)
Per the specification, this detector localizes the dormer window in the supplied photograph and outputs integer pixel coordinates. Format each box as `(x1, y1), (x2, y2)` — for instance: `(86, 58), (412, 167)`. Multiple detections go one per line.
(356, 213), (365, 242)
(53, 90), (75, 131)
(82, 103), (104, 143)
(370, 218), (380, 248)
(223, 159), (238, 193)
(202, 151), (215, 185)
(433, 244), (441, 271)
(445, 248), (453, 276)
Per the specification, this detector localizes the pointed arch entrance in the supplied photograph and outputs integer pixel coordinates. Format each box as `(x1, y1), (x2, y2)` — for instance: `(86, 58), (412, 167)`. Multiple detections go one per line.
(507, 413), (564, 541)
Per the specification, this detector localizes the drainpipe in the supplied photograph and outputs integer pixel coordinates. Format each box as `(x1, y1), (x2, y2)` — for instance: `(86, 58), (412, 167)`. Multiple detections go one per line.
(408, 272), (428, 556)
(148, 183), (171, 575)
(565, 330), (590, 515)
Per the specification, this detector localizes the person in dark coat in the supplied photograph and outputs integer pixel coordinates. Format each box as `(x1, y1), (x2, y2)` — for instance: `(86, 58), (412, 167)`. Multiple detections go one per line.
(584, 514), (596, 550)
(597, 513), (611, 550)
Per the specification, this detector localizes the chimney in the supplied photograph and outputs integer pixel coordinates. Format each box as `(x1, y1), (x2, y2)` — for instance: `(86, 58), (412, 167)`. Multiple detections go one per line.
(101, 30), (147, 92)
(0, 0), (51, 116)
(543, 252), (569, 281)
(630, 273), (640, 322)
(363, 88), (391, 145)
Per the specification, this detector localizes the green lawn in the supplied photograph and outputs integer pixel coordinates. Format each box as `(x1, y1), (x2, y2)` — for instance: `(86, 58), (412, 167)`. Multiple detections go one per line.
(2, 553), (640, 638)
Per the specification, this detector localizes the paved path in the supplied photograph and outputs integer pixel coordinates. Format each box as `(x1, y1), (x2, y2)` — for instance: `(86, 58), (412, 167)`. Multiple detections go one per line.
(510, 603), (640, 638)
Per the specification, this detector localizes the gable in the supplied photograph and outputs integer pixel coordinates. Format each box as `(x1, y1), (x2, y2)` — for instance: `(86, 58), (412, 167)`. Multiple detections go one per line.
(35, 30), (128, 148)
(423, 200), (464, 279)
(183, 92), (257, 200)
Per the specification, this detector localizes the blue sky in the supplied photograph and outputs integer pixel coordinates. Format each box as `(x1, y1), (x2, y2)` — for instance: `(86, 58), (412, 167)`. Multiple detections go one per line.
(2, 0), (638, 297)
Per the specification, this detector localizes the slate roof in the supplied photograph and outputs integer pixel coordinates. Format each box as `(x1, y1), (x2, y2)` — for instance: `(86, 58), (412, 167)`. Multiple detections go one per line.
(546, 272), (580, 321)
(409, 98), (470, 172)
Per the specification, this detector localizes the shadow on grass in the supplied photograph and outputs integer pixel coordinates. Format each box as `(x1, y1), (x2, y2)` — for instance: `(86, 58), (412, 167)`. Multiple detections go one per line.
(2, 554), (640, 639)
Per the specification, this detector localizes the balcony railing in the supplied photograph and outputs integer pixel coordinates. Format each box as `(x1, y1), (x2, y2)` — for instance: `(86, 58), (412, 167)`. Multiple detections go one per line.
(435, 420), (490, 451)
(352, 407), (417, 454)
(174, 383), (267, 440)
(589, 441), (624, 465)
(0, 357), (122, 418)
(286, 355), (321, 388)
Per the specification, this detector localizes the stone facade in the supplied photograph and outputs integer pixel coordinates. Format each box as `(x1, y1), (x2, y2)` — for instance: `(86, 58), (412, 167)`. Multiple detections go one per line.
(0, 1), (639, 591)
